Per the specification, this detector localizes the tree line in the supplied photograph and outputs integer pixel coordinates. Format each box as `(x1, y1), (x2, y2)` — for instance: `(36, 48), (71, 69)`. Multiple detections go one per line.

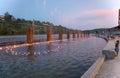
(0, 12), (74, 35)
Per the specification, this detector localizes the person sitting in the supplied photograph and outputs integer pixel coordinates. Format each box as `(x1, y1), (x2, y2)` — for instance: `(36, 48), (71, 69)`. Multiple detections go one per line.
(114, 40), (119, 56)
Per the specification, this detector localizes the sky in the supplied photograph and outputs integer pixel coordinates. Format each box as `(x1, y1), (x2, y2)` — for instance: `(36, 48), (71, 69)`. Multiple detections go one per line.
(0, 0), (120, 30)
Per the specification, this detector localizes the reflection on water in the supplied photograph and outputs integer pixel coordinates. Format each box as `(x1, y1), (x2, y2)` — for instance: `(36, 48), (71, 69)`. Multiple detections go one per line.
(46, 42), (52, 51)
(0, 36), (107, 78)
(27, 45), (35, 61)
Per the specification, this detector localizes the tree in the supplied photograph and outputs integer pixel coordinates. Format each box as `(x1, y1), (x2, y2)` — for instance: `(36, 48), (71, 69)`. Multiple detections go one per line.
(4, 12), (13, 21)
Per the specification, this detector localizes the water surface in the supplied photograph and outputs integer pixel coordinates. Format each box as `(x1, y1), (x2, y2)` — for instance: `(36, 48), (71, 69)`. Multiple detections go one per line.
(0, 36), (106, 78)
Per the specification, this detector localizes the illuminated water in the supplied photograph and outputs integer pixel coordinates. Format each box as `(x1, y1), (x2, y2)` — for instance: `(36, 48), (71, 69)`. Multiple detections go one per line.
(0, 36), (106, 78)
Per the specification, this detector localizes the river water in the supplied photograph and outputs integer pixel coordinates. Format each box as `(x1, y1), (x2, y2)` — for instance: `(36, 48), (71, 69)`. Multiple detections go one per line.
(0, 36), (106, 78)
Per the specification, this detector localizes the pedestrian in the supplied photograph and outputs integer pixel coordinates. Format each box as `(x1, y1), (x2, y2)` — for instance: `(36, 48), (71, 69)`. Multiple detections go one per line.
(114, 40), (119, 56)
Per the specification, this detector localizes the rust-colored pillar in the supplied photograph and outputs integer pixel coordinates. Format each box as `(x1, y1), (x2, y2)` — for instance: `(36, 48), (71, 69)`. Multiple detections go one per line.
(82, 32), (84, 37)
(81, 32), (83, 38)
(86, 32), (88, 37)
(79, 32), (81, 38)
(27, 27), (33, 44)
(59, 32), (63, 40)
(47, 29), (52, 41)
(88, 32), (90, 37)
(86, 32), (87, 37)
(67, 31), (70, 39)
(84, 32), (86, 37)
(77, 31), (80, 38)
(73, 32), (76, 38)
(85, 32), (87, 37)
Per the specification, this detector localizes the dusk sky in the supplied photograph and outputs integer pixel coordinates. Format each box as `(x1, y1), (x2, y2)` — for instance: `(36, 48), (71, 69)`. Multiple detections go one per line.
(0, 0), (120, 30)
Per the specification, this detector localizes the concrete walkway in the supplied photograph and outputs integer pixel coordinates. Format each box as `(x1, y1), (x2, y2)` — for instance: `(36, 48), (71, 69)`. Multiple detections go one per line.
(96, 38), (120, 78)
(96, 55), (120, 78)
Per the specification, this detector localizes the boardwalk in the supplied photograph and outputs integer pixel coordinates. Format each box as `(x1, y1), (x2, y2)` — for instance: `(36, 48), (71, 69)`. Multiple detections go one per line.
(96, 38), (120, 78)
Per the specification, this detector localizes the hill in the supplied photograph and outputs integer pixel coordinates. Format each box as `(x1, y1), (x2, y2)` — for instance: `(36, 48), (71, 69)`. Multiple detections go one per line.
(0, 12), (74, 35)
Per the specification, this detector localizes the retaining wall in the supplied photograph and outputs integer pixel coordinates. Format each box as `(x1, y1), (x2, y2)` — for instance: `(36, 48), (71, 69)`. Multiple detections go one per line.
(81, 38), (115, 78)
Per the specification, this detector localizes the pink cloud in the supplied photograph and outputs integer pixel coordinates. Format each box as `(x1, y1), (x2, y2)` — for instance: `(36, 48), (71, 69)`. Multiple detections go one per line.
(85, 9), (112, 15)
(55, 8), (120, 30)
(84, 9), (118, 19)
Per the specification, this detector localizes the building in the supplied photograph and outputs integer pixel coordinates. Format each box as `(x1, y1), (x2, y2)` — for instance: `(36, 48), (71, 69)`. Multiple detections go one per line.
(118, 9), (120, 26)
(108, 9), (120, 36)
(0, 15), (4, 20)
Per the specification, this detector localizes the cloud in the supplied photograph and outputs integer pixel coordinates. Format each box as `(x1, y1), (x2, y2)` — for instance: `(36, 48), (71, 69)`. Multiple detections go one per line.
(57, 9), (119, 30)
(43, 0), (46, 6)
(49, 8), (64, 24)
(84, 9), (118, 19)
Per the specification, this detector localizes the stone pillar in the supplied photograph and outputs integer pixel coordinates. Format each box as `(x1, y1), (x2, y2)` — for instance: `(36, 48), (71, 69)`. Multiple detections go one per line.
(73, 32), (76, 38)
(27, 27), (33, 44)
(67, 31), (70, 39)
(47, 29), (52, 41)
(59, 32), (63, 40)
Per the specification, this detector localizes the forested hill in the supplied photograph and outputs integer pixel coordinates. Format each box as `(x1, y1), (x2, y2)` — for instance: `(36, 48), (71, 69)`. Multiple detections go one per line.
(0, 12), (74, 35)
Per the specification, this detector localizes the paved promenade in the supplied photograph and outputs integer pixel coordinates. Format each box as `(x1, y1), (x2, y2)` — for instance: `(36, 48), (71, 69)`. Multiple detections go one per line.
(96, 55), (120, 78)
(96, 38), (120, 78)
